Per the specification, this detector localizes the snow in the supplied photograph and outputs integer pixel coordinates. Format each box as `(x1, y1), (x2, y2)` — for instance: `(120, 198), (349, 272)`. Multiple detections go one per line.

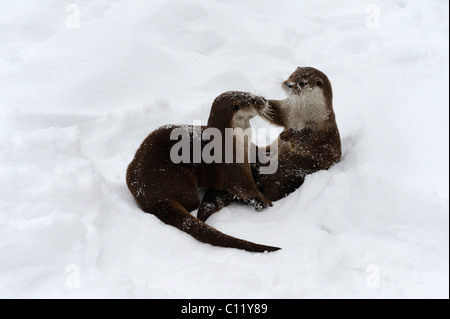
(0, 0), (448, 298)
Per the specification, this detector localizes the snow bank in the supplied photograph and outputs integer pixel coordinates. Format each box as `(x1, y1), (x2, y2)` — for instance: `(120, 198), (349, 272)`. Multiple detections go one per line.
(0, 0), (448, 298)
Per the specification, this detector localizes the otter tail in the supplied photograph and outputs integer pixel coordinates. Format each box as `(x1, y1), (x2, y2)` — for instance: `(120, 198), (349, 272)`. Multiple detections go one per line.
(150, 199), (281, 253)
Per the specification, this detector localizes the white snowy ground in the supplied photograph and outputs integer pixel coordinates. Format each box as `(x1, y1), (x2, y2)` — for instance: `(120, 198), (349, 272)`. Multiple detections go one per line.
(0, 0), (448, 299)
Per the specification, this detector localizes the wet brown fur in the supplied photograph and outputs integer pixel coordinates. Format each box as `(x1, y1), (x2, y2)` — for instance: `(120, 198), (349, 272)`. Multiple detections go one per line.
(126, 91), (280, 252)
(198, 67), (342, 221)
(256, 67), (341, 200)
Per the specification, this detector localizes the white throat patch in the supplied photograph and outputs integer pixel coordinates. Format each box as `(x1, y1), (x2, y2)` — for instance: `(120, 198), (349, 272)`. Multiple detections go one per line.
(285, 87), (329, 130)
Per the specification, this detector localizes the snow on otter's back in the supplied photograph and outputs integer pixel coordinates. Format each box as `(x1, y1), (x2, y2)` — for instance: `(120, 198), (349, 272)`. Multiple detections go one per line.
(0, 0), (448, 298)
(213, 91), (259, 105)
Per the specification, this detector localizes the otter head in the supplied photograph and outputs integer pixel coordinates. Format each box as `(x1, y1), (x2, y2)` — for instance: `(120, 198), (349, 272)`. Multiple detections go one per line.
(283, 67), (331, 96)
(208, 91), (276, 130)
(281, 67), (334, 129)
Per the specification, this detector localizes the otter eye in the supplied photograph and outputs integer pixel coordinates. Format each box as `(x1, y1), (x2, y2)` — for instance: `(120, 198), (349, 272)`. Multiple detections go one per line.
(316, 80), (323, 87)
(299, 81), (306, 87)
(233, 104), (240, 111)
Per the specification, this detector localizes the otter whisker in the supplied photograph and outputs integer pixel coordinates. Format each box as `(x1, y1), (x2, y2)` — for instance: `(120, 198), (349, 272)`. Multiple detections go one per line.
(259, 109), (269, 121)
(260, 108), (275, 122)
(264, 107), (276, 119)
(267, 107), (276, 115)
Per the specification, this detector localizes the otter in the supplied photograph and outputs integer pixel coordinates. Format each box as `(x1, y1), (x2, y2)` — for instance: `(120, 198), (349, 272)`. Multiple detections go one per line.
(198, 67), (341, 221)
(126, 91), (281, 253)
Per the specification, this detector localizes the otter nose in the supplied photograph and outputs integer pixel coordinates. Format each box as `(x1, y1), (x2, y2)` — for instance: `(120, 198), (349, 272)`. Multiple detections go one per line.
(285, 82), (295, 88)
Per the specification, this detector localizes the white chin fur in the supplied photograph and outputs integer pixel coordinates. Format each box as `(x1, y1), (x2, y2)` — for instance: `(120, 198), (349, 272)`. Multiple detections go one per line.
(284, 87), (328, 129)
(282, 86), (294, 96)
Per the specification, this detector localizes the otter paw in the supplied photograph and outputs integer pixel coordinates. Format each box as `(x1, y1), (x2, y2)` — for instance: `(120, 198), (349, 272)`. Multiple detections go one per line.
(279, 128), (297, 142)
(244, 196), (273, 211)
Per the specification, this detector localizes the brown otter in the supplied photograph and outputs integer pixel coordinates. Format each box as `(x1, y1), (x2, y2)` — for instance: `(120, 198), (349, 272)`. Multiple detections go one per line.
(198, 67), (341, 221)
(126, 91), (281, 253)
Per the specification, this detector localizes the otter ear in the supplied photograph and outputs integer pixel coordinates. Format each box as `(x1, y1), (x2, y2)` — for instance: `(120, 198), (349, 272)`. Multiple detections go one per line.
(233, 104), (240, 111)
(316, 79), (323, 87)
